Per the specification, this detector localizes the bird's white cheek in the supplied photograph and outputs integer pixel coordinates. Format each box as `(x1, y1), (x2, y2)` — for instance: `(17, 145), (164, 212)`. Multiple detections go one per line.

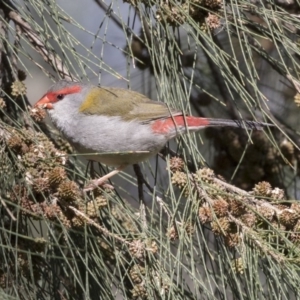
(47, 101), (80, 137)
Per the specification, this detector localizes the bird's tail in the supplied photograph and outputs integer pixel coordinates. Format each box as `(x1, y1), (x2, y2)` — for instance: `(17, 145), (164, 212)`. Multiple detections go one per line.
(205, 118), (273, 130)
(151, 116), (273, 135)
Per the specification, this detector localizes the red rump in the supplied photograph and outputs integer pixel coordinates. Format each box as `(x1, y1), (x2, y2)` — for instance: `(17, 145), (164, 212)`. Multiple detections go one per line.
(151, 116), (210, 134)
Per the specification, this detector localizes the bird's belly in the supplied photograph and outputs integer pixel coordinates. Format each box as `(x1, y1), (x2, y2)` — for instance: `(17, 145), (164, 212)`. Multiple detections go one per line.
(80, 151), (157, 166)
(69, 132), (164, 166)
(51, 114), (169, 165)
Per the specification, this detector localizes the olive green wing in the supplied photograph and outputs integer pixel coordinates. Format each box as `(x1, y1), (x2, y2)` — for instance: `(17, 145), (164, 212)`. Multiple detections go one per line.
(79, 87), (181, 122)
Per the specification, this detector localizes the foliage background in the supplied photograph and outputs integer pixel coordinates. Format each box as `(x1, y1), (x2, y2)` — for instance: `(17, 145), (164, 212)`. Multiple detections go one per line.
(1, 0), (300, 299)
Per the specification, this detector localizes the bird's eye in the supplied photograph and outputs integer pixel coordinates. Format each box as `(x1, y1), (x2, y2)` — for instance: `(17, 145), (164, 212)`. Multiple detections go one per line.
(57, 94), (64, 100)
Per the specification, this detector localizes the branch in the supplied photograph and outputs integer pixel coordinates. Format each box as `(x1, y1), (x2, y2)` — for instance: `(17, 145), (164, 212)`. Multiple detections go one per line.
(8, 11), (75, 81)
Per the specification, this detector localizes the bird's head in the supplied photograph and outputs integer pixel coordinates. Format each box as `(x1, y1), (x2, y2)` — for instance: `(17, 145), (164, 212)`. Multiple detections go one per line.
(34, 80), (85, 109)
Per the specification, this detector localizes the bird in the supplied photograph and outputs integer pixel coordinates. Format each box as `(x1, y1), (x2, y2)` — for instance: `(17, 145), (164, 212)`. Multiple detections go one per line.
(34, 80), (271, 191)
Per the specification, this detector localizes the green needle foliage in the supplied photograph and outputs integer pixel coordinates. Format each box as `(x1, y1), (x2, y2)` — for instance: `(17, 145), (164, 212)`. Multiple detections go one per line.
(1, 0), (300, 299)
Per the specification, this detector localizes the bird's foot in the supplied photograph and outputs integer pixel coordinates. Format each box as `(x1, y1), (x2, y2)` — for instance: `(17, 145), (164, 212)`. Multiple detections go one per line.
(83, 165), (126, 192)
(83, 179), (114, 192)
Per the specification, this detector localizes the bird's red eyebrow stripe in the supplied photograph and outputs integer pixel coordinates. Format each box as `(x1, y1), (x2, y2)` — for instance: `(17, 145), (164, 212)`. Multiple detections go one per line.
(151, 116), (210, 133)
(54, 85), (82, 95)
(43, 85), (82, 104)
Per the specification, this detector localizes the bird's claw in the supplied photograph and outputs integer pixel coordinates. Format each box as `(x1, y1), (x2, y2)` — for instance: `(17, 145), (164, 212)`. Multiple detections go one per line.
(83, 180), (114, 192)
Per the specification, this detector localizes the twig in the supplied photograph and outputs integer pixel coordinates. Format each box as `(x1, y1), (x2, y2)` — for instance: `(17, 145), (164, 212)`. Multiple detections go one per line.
(133, 164), (153, 193)
(93, 0), (138, 37)
(159, 146), (197, 172)
(155, 196), (171, 219)
(198, 34), (240, 120)
(139, 202), (148, 231)
(190, 171), (288, 262)
(68, 205), (131, 245)
(213, 177), (250, 197)
(213, 177), (284, 215)
(0, 197), (16, 221)
(287, 74), (300, 94)
(228, 213), (285, 263)
(133, 164), (145, 204)
(8, 11), (75, 81)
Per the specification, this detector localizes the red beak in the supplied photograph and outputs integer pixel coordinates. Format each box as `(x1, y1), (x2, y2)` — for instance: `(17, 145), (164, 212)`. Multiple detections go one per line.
(34, 95), (53, 109)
